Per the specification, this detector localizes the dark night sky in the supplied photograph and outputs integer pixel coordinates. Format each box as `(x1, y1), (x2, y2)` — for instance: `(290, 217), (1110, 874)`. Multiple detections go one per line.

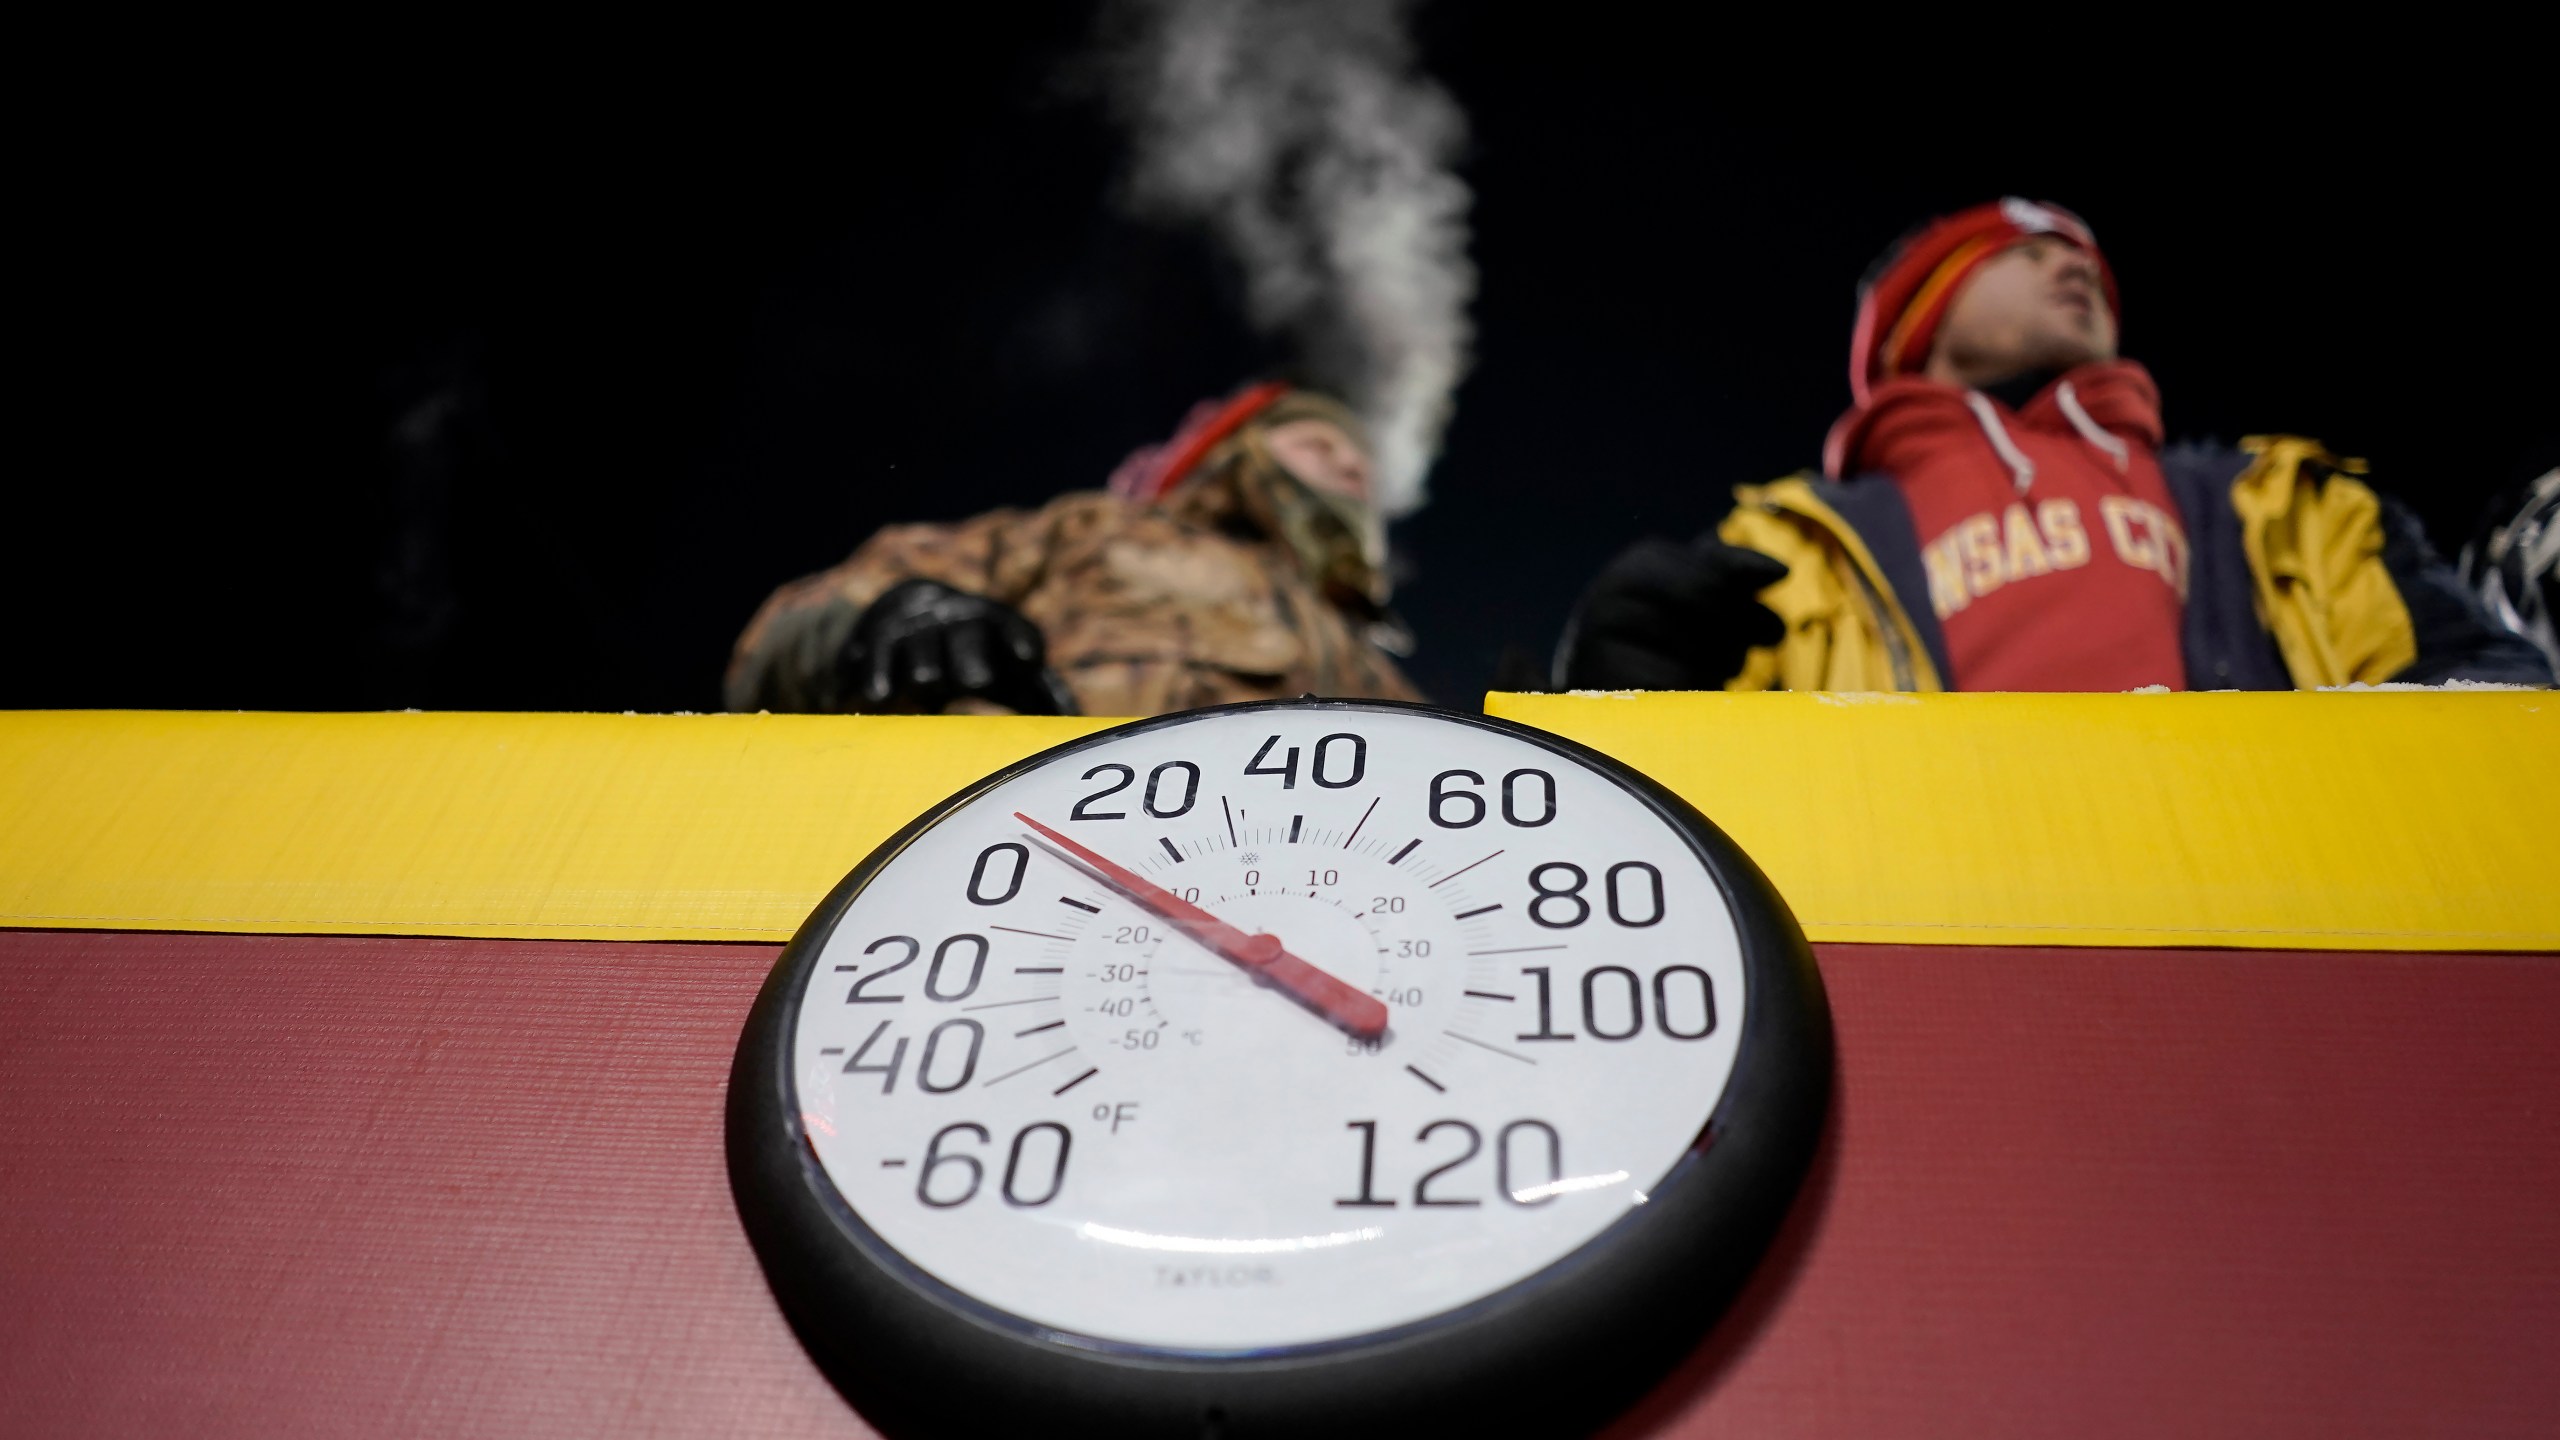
(13, 14), (2554, 712)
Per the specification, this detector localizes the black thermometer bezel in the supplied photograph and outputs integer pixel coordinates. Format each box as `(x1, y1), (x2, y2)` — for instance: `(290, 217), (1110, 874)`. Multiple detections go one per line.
(728, 699), (1830, 1439)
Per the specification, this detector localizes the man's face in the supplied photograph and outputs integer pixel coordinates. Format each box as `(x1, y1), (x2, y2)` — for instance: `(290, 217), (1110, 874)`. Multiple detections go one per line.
(1924, 235), (2119, 388)
(1262, 418), (1373, 505)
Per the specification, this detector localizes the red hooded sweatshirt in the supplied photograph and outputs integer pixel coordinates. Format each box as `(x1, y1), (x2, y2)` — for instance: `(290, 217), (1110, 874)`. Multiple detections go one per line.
(1824, 360), (2190, 691)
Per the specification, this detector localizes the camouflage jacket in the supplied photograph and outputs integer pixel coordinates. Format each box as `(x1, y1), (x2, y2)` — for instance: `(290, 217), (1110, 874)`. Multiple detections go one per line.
(724, 488), (1423, 716)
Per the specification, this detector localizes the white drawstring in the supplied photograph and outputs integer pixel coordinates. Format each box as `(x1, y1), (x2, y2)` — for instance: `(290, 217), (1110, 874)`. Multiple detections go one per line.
(1963, 391), (2037, 494)
(2055, 380), (2131, 473)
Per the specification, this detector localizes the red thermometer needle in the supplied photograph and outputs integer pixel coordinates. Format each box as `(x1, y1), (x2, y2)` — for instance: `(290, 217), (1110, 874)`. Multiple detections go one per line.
(1015, 812), (1390, 1041)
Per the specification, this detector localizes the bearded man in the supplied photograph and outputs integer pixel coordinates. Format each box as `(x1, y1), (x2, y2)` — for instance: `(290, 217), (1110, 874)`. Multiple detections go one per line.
(726, 383), (1422, 715)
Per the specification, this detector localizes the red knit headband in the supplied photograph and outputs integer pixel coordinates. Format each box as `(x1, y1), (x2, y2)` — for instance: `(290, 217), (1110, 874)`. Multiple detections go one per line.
(1106, 381), (1293, 505)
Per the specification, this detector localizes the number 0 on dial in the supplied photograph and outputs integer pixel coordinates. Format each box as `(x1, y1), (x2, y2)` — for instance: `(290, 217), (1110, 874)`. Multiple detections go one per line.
(728, 700), (1830, 1439)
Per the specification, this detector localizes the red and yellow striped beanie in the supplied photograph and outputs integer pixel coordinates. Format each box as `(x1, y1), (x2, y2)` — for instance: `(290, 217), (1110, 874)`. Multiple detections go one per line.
(1849, 198), (2117, 406)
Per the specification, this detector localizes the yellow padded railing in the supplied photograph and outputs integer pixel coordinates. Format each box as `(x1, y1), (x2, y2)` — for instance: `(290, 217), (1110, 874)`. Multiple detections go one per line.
(1, 694), (2551, 950)
(1490, 691), (2556, 951)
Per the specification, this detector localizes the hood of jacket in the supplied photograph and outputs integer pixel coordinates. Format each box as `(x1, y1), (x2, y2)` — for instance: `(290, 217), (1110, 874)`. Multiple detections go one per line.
(1823, 359), (2166, 484)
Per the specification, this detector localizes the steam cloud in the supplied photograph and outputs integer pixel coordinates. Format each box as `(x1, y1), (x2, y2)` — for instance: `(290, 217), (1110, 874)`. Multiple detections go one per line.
(1107, 0), (1474, 517)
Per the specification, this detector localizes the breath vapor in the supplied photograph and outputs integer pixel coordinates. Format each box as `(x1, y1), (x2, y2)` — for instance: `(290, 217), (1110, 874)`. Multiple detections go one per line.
(1107, 0), (1475, 517)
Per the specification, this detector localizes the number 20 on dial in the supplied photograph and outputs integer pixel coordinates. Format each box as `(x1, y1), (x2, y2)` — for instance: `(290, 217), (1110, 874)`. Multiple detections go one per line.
(728, 700), (1830, 1440)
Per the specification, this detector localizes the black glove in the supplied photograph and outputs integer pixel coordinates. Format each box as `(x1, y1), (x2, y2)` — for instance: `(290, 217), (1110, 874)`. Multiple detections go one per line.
(840, 580), (1079, 715)
(1552, 538), (1789, 691)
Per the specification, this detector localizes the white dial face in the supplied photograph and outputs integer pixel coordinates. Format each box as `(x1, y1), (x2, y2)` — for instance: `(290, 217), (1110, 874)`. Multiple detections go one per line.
(787, 707), (1746, 1351)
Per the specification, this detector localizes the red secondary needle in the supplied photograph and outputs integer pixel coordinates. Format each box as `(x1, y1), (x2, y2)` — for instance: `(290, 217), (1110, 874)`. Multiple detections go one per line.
(1014, 812), (1390, 1040)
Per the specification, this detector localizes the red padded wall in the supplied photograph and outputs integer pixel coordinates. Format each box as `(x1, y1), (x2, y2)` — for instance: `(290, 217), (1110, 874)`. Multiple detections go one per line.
(3, 931), (2554, 1438)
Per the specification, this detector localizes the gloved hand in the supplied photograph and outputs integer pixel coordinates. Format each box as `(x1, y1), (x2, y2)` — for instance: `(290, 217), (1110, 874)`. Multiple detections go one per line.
(840, 580), (1080, 715)
(1552, 538), (1789, 691)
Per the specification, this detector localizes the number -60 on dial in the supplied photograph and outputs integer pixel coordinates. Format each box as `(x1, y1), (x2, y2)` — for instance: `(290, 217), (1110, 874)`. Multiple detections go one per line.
(728, 700), (1830, 1440)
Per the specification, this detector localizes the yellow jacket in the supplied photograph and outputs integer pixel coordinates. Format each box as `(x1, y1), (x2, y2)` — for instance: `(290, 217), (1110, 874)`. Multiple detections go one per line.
(1715, 437), (2546, 691)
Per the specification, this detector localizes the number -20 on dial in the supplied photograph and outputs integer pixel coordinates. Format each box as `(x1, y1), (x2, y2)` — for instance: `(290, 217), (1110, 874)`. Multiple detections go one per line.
(728, 699), (1830, 1439)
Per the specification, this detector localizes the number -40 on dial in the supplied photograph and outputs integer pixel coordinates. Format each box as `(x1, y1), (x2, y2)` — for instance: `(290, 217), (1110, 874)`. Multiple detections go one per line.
(728, 700), (1829, 1440)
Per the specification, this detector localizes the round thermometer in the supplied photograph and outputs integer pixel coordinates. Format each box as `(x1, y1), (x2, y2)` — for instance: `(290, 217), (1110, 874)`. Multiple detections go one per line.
(729, 700), (1828, 1438)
